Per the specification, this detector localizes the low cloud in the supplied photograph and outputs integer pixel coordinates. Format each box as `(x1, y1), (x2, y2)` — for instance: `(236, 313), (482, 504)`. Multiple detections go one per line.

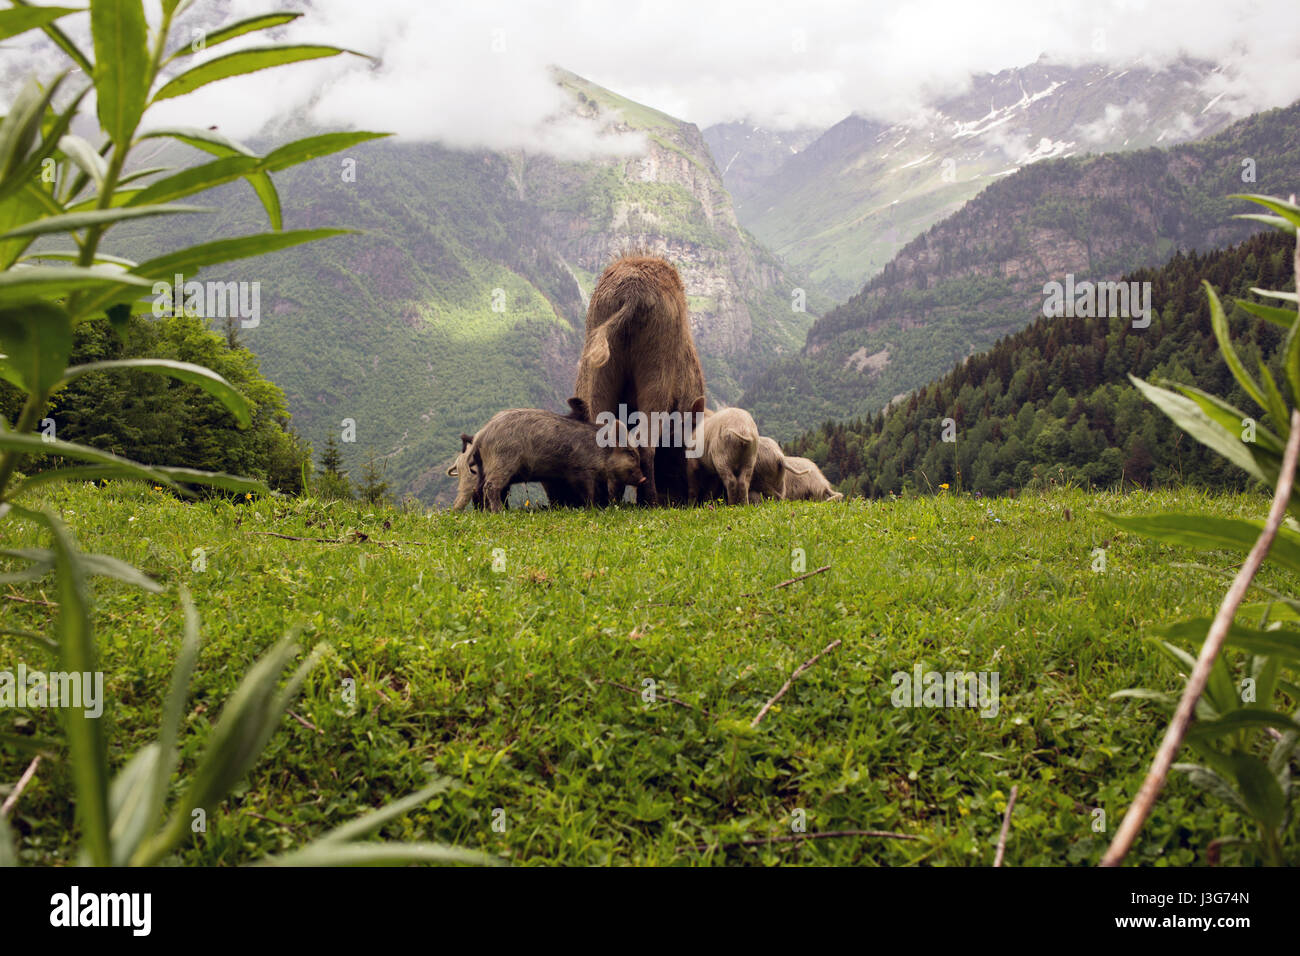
(3, 0), (1298, 158)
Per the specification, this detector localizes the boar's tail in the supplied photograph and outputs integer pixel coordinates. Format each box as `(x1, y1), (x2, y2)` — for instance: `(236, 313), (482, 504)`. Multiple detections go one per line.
(785, 462), (813, 476)
(581, 301), (636, 369)
(725, 428), (756, 444)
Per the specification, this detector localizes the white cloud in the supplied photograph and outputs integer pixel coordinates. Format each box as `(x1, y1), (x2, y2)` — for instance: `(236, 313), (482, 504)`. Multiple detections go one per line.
(3, 0), (1298, 157)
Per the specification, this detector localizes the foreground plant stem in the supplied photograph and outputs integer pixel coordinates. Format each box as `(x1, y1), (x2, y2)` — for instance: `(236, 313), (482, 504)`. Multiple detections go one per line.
(1100, 407), (1300, 866)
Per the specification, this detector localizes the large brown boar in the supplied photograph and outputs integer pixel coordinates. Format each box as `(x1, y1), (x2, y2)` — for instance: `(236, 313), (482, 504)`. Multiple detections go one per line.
(686, 401), (759, 506)
(472, 404), (645, 512)
(574, 254), (706, 506)
(783, 456), (845, 502)
(747, 436), (788, 504)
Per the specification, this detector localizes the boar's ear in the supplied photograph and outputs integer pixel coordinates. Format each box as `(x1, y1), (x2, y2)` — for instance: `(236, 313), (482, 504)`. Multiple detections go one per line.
(690, 395), (706, 416)
(566, 397), (590, 422)
(460, 433), (474, 451)
(446, 463), (459, 477)
(829, 491), (844, 502)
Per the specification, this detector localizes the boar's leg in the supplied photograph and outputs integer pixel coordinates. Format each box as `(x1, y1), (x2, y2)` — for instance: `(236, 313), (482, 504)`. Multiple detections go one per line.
(636, 442), (659, 506)
(482, 470), (511, 513)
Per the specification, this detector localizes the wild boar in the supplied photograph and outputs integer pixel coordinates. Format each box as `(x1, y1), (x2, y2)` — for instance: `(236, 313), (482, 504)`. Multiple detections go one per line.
(783, 456), (844, 501)
(574, 254), (706, 506)
(472, 403), (645, 512)
(686, 401), (759, 506)
(447, 433), (480, 511)
(748, 436), (787, 503)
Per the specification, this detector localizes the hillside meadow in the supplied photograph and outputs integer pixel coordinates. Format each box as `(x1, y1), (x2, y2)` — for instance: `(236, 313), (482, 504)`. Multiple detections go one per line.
(2, 481), (1295, 865)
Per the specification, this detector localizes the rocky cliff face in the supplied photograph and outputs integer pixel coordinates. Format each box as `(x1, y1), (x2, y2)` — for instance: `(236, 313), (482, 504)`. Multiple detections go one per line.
(740, 101), (1300, 440)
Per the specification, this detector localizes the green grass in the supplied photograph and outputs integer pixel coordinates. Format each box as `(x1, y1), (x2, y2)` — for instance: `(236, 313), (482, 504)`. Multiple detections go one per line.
(3, 483), (1297, 865)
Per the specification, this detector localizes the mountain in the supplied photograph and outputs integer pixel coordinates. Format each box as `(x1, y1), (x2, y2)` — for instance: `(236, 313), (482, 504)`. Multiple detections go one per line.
(105, 70), (816, 505)
(723, 57), (1242, 301)
(701, 122), (823, 204)
(740, 101), (1300, 440)
(784, 229), (1295, 497)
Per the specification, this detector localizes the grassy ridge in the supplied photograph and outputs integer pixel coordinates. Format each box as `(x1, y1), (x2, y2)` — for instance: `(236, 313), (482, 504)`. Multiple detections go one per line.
(3, 483), (1296, 865)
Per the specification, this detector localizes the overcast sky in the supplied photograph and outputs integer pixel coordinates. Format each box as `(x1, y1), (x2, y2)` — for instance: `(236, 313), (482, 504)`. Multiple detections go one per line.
(5, 0), (1300, 156)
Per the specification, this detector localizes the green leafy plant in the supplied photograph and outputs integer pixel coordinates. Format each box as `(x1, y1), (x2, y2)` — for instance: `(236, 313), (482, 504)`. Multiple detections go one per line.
(1104, 194), (1300, 865)
(0, 0), (481, 866)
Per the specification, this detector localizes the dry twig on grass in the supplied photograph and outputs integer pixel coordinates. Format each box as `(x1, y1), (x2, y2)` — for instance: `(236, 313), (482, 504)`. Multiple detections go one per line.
(1, 756), (42, 818)
(751, 638), (843, 728)
(741, 564), (831, 597)
(994, 784), (1019, 867)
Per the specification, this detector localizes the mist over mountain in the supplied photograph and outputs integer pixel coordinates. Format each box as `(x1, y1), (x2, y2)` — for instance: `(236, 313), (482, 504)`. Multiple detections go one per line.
(740, 100), (1300, 439)
(714, 58), (1244, 301)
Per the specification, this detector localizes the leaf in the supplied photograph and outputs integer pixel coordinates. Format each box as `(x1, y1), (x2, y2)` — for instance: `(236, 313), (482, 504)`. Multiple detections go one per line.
(151, 467), (269, 495)
(90, 0), (151, 147)
(1235, 298), (1299, 330)
(1224, 751), (1286, 830)
(1204, 280), (1267, 411)
(153, 45), (361, 103)
(167, 12), (303, 61)
(261, 131), (390, 172)
(9, 504), (111, 865)
(0, 5), (81, 43)
(138, 126), (256, 156)
(9, 0), (92, 74)
(151, 590), (201, 834)
(0, 302), (74, 397)
(0, 204), (209, 241)
(1129, 376), (1266, 481)
(79, 553), (163, 593)
(1233, 193), (1300, 233)
(1257, 361), (1290, 440)
(106, 745), (161, 866)
(170, 638), (321, 829)
(261, 842), (495, 867)
(1105, 513), (1300, 577)
(0, 813), (15, 867)
(0, 433), (182, 492)
(57, 134), (108, 194)
(136, 129), (282, 229)
(10, 464), (159, 496)
(0, 265), (154, 311)
(58, 358), (252, 428)
(1175, 383), (1285, 456)
(247, 173), (282, 231)
(130, 229), (350, 278)
(0, 82), (86, 208)
(1175, 763), (1249, 815)
(317, 778), (454, 846)
(1186, 707), (1300, 741)
(126, 156), (260, 206)
(0, 74), (62, 180)
(1234, 213), (1297, 237)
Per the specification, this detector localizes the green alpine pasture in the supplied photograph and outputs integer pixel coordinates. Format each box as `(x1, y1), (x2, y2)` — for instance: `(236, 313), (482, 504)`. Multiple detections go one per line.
(3, 482), (1295, 865)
